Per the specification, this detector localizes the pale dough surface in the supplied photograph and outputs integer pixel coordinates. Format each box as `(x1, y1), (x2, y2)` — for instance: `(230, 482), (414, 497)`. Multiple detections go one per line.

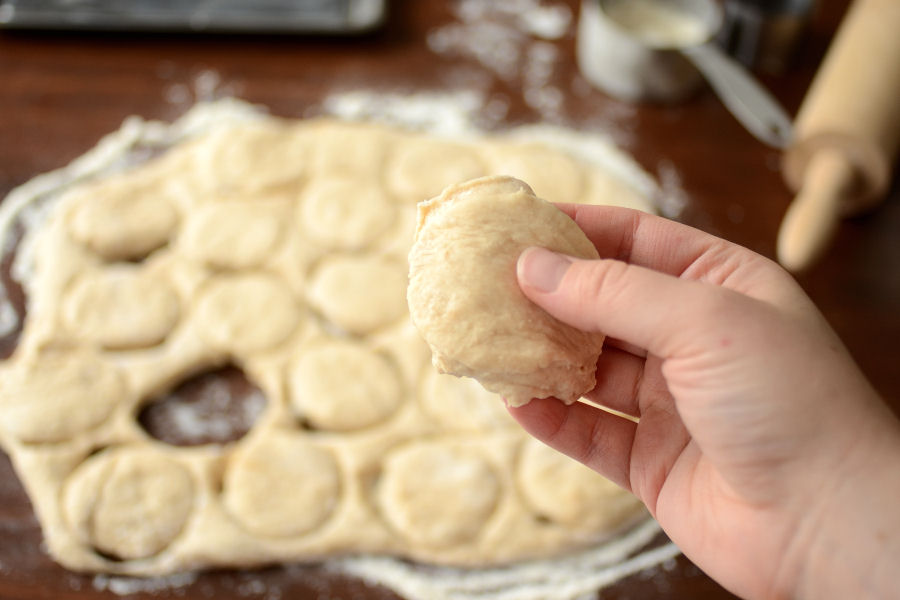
(0, 113), (651, 576)
(408, 176), (606, 406)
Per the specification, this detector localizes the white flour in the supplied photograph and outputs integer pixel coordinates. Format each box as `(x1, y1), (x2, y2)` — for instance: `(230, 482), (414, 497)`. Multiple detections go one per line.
(427, 0), (573, 121)
(0, 96), (681, 600)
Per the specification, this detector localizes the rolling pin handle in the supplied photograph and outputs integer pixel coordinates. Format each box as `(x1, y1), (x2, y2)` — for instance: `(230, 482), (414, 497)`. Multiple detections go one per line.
(777, 150), (857, 272)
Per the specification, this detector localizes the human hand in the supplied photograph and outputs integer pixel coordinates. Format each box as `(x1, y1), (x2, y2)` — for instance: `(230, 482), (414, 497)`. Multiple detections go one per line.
(509, 205), (900, 600)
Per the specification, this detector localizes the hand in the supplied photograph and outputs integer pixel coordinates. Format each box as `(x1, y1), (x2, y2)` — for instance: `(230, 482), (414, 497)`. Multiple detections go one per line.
(509, 205), (900, 600)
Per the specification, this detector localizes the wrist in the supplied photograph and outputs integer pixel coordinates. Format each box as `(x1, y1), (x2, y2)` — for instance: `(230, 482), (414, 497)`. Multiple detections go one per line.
(791, 412), (900, 600)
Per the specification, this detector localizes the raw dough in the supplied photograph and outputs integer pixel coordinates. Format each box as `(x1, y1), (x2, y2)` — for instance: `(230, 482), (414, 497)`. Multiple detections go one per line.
(223, 432), (341, 538)
(377, 441), (501, 548)
(181, 200), (289, 270)
(0, 108), (650, 575)
(195, 273), (301, 354)
(0, 350), (125, 443)
(307, 254), (408, 335)
(387, 138), (487, 202)
(63, 449), (195, 560)
(62, 265), (181, 350)
(408, 175), (606, 406)
(298, 176), (396, 250)
(65, 170), (180, 261)
(517, 438), (642, 531)
(289, 338), (403, 431)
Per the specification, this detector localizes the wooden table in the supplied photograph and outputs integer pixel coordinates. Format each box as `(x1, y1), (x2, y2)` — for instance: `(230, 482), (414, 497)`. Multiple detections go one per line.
(0, 1), (896, 598)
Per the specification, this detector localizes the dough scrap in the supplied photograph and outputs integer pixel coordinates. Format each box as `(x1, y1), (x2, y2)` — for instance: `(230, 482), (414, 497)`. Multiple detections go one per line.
(63, 449), (195, 560)
(223, 432), (341, 538)
(62, 265), (181, 350)
(408, 175), (605, 406)
(0, 108), (656, 575)
(289, 338), (403, 431)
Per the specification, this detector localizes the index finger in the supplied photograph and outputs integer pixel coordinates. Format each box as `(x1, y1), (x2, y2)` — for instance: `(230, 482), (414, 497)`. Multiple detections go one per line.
(555, 204), (747, 277)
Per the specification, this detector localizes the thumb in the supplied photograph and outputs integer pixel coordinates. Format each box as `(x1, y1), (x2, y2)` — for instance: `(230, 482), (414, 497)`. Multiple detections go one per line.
(516, 246), (732, 358)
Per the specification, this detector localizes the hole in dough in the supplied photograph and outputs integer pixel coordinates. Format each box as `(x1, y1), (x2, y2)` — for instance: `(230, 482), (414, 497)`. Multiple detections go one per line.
(222, 431), (341, 538)
(289, 338), (403, 432)
(138, 365), (267, 447)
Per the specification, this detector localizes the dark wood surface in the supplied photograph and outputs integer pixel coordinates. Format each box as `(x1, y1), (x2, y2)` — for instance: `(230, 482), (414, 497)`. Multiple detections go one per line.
(1, 1), (897, 599)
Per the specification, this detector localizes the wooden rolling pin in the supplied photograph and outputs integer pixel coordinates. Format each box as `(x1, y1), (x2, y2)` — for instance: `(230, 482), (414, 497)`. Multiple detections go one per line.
(778, 0), (900, 272)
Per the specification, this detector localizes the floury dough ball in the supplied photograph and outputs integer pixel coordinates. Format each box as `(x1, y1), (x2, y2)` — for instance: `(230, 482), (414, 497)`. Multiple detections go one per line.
(407, 175), (605, 407)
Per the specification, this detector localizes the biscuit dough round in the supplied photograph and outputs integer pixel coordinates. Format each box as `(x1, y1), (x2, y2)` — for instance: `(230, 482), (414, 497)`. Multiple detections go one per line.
(307, 254), (407, 335)
(62, 266), (181, 350)
(63, 449), (195, 560)
(419, 370), (516, 431)
(387, 138), (486, 202)
(377, 441), (500, 548)
(195, 122), (307, 195)
(298, 176), (396, 250)
(487, 143), (585, 204)
(0, 351), (125, 443)
(407, 175), (605, 407)
(195, 273), (300, 354)
(182, 201), (288, 269)
(223, 432), (341, 538)
(289, 339), (403, 431)
(65, 172), (179, 261)
(517, 439), (644, 531)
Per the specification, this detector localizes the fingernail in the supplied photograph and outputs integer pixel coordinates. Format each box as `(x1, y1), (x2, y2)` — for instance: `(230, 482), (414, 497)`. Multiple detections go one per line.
(518, 247), (573, 293)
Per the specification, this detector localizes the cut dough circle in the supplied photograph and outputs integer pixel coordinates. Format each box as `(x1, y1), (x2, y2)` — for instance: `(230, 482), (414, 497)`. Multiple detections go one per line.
(289, 338), (403, 431)
(195, 122), (308, 196)
(308, 254), (407, 335)
(0, 351), (125, 443)
(486, 143), (585, 204)
(377, 441), (501, 548)
(222, 431), (341, 538)
(407, 175), (605, 407)
(298, 176), (396, 250)
(63, 448), (195, 560)
(517, 439), (644, 531)
(387, 138), (487, 202)
(65, 171), (180, 261)
(419, 370), (517, 431)
(194, 273), (301, 354)
(62, 266), (181, 350)
(181, 200), (288, 270)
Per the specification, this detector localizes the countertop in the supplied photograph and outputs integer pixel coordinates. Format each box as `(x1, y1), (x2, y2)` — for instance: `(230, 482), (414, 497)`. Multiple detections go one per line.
(0, 1), (897, 598)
